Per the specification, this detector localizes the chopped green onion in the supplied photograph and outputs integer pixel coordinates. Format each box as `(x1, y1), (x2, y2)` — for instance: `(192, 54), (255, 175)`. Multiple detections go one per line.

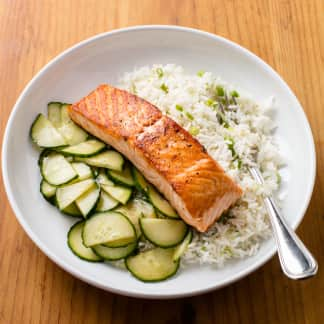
(205, 98), (215, 107)
(217, 111), (229, 128)
(224, 135), (231, 143)
(223, 121), (230, 128)
(160, 83), (168, 93)
(276, 172), (281, 184)
(197, 70), (205, 77)
(201, 246), (207, 252)
(237, 159), (242, 169)
(223, 246), (233, 256)
(216, 85), (225, 97)
(189, 126), (200, 136)
(185, 112), (194, 120)
(224, 137), (243, 168)
(156, 68), (164, 78)
(230, 90), (239, 98)
(175, 104), (183, 112)
(225, 137), (238, 159)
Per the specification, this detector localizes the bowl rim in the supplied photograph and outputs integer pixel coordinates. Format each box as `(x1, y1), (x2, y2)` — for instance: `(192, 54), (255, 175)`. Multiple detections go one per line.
(1, 25), (316, 299)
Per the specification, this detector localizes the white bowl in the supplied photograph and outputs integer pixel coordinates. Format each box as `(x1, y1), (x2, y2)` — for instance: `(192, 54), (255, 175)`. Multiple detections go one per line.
(2, 26), (316, 299)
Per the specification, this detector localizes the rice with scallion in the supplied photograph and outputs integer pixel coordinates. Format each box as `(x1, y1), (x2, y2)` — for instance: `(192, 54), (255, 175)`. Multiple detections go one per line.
(119, 64), (283, 267)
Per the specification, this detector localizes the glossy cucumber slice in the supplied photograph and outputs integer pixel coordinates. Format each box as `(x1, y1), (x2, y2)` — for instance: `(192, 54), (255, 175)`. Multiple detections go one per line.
(140, 218), (188, 248)
(107, 164), (135, 187)
(96, 169), (115, 186)
(40, 179), (56, 198)
(67, 221), (103, 262)
(101, 184), (132, 205)
(40, 152), (77, 186)
(92, 241), (137, 261)
(147, 186), (178, 218)
(116, 199), (156, 238)
(58, 104), (88, 145)
(76, 150), (124, 171)
(82, 212), (136, 248)
(30, 114), (67, 148)
(125, 248), (179, 282)
(173, 229), (193, 261)
(71, 162), (93, 181)
(47, 102), (62, 128)
(56, 179), (95, 210)
(75, 184), (100, 218)
(62, 203), (82, 217)
(59, 139), (106, 157)
(131, 166), (149, 192)
(95, 191), (119, 212)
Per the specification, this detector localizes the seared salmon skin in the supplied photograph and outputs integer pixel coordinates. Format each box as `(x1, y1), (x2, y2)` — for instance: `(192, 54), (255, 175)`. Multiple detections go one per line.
(68, 84), (243, 232)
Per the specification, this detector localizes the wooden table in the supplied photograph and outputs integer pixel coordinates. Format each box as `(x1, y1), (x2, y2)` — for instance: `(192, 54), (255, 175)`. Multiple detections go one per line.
(0, 1), (323, 323)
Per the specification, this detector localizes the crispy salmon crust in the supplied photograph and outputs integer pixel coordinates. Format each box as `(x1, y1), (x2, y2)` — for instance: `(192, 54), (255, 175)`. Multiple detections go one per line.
(68, 84), (243, 232)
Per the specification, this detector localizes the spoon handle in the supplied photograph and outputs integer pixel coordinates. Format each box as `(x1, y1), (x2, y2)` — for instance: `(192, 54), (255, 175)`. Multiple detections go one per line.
(249, 167), (318, 279)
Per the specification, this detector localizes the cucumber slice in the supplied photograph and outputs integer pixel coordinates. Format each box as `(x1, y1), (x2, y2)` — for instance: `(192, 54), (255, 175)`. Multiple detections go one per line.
(116, 199), (156, 238)
(137, 200), (156, 218)
(107, 164), (135, 187)
(71, 162), (93, 181)
(82, 212), (136, 247)
(60, 104), (72, 123)
(173, 229), (192, 261)
(40, 179), (56, 198)
(40, 153), (77, 186)
(30, 114), (67, 148)
(96, 169), (114, 186)
(125, 248), (179, 282)
(62, 203), (82, 217)
(148, 186), (179, 218)
(68, 221), (103, 262)
(76, 150), (124, 171)
(101, 184), (132, 205)
(75, 184), (100, 218)
(92, 242), (137, 261)
(95, 191), (119, 212)
(140, 218), (188, 248)
(116, 199), (156, 219)
(40, 179), (56, 205)
(47, 102), (62, 128)
(59, 139), (106, 157)
(58, 104), (88, 145)
(56, 179), (95, 210)
(132, 166), (149, 192)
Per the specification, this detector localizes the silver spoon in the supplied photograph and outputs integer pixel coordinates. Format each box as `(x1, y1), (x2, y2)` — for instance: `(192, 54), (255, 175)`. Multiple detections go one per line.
(249, 167), (318, 279)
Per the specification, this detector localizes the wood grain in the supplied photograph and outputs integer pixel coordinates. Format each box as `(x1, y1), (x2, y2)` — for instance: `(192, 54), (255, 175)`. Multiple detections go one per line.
(0, 0), (323, 323)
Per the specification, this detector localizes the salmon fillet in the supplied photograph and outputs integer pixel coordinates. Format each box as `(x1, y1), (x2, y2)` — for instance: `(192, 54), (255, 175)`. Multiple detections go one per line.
(68, 84), (243, 232)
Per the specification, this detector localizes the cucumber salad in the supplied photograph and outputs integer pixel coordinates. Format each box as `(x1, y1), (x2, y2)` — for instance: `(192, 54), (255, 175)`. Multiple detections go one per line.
(30, 102), (192, 282)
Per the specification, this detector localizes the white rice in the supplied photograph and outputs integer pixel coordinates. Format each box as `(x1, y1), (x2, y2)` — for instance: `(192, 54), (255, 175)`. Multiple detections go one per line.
(119, 64), (284, 267)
